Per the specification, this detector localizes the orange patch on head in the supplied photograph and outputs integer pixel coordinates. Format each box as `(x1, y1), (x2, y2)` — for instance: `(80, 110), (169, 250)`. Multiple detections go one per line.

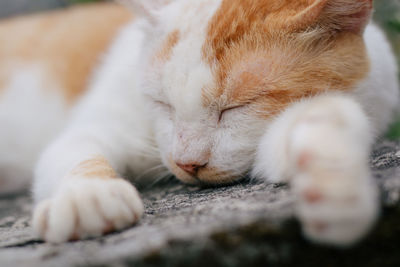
(202, 0), (371, 117)
(69, 156), (118, 179)
(154, 30), (180, 62)
(0, 3), (133, 102)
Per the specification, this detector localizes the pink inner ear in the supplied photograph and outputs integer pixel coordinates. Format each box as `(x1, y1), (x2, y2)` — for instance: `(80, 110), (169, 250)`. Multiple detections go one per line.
(274, 0), (373, 34)
(342, 0), (373, 33)
(325, 0), (373, 34)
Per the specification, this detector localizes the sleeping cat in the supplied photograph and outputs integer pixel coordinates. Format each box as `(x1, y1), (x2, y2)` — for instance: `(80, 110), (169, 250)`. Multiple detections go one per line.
(0, 0), (398, 246)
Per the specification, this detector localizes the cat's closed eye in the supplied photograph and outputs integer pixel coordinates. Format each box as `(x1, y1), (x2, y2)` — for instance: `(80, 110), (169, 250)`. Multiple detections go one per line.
(153, 99), (173, 112)
(218, 105), (245, 123)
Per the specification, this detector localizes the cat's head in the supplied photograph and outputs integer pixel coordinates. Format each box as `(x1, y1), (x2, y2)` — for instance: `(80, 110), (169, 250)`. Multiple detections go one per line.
(123, 0), (372, 185)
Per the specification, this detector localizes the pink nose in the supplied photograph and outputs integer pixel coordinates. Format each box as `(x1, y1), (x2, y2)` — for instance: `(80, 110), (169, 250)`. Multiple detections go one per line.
(176, 162), (207, 175)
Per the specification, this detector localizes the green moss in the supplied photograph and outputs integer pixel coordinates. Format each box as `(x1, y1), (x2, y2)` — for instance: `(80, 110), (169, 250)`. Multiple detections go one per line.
(388, 19), (400, 32)
(386, 119), (400, 140)
(374, 0), (400, 139)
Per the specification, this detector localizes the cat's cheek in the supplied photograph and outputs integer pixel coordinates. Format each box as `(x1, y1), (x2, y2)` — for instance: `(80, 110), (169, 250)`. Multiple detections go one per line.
(152, 116), (177, 173)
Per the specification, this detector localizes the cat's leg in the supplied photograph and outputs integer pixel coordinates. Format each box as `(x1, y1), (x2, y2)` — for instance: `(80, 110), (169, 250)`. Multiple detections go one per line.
(252, 94), (378, 246)
(31, 128), (148, 243)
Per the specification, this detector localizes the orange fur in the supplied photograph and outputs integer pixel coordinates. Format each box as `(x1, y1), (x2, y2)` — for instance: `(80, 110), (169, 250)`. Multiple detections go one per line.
(196, 168), (237, 185)
(202, 0), (370, 118)
(154, 30), (180, 62)
(69, 156), (118, 179)
(0, 3), (132, 102)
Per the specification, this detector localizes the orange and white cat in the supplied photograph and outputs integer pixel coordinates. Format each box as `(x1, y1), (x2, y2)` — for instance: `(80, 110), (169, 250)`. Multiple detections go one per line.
(0, 0), (398, 246)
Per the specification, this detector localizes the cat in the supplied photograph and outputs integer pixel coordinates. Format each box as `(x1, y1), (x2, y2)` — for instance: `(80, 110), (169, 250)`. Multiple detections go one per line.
(0, 0), (398, 246)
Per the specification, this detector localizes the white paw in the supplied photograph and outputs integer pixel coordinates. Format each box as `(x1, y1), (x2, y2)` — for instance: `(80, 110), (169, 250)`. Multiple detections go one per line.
(32, 178), (143, 243)
(289, 100), (378, 246)
(294, 167), (378, 246)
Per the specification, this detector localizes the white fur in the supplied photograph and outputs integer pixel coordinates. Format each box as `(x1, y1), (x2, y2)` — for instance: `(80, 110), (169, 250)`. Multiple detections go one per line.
(0, 64), (67, 194)
(253, 95), (378, 245)
(33, 20), (160, 201)
(0, 1), (398, 245)
(139, 0), (225, 170)
(353, 24), (400, 134)
(33, 177), (143, 243)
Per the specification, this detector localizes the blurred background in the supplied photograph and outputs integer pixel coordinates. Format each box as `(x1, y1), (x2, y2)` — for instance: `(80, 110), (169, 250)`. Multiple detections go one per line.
(0, 0), (399, 138)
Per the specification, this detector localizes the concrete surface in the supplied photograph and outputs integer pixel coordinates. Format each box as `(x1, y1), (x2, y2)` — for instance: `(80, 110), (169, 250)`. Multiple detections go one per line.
(0, 141), (399, 267)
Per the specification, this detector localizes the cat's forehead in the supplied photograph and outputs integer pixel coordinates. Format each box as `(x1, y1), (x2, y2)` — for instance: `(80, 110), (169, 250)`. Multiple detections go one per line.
(154, 0), (369, 116)
(156, 0), (277, 105)
(151, 0), (221, 118)
(156, 0), (316, 82)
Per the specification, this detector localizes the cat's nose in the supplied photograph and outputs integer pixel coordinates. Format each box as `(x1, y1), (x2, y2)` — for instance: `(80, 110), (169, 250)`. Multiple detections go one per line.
(176, 162), (207, 175)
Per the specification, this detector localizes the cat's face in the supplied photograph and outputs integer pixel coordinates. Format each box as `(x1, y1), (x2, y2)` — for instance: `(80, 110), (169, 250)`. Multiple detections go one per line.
(131, 0), (371, 184)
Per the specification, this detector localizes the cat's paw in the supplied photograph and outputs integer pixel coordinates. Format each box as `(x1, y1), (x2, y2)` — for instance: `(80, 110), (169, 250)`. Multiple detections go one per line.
(294, 166), (378, 246)
(290, 112), (378, 246)
(32, 178), (143, 243)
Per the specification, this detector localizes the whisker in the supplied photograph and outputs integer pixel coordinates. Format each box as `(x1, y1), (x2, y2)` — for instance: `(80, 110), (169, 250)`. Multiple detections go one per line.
(147, 172), (174, 188)
(136, 164), (167, 181)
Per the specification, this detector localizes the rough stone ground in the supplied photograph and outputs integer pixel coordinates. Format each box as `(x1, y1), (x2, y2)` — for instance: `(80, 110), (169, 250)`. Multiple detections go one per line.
(0, 141), (399, 267)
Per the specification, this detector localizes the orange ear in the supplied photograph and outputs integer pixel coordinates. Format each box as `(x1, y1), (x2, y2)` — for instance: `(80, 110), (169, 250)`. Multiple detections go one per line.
(279, 0), (373, 34)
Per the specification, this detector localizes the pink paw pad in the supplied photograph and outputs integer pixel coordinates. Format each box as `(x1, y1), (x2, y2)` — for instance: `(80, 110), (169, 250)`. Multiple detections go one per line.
(302, 188), (323, 204)
(297, 151), (313, 170)
(309, 221), (328, 233)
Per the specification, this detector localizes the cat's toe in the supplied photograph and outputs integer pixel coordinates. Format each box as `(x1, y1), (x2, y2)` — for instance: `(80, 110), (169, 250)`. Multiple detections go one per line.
(293, 162), (378, 246)
(297, 187), (378, 246)
(32, 178), (143, 243)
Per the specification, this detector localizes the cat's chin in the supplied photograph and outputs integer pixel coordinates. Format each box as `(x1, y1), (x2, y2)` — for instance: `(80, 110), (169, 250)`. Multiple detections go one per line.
(166, 155), (245, 185)
(171, 165), (243, 186)
(175, 174), (244, 186)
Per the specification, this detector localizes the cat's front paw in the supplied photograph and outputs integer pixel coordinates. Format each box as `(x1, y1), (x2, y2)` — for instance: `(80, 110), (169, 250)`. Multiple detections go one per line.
(294, 169), (378, 246)
(290, 116), (378, 246)
(32, 178), (143, 243)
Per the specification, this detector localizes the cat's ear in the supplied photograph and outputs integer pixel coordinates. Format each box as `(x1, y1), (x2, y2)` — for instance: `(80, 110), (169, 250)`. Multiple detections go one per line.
(117, 0), (173, 24)
(283, 0), (373, 34)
